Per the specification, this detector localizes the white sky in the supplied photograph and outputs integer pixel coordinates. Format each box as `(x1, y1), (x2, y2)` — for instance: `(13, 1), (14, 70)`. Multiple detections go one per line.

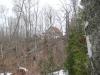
(0, 0), (82, 17)
(0, 0), (61, 10)
(0, 0), (66, 30)
(0, 0), (71, 16)
(0, 0), (81, 33)
(40, 0), (60, 8)
(0, 0), (67, 9)
(0, 0), (13, 10)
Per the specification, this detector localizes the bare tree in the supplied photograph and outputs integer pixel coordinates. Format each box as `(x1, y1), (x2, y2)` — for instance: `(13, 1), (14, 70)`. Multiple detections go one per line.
(12, 0), (25, 40)
(60, 0), (72, 42)
(0, 5), (8, 75)
(71, 0), (78, 30)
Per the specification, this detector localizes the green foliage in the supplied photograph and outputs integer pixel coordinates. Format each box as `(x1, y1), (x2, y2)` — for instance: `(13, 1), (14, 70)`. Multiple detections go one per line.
(64, 11), (89, 75)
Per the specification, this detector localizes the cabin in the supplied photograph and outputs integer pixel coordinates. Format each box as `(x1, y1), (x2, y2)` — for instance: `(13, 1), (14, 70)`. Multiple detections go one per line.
(44, 26), (63, 39)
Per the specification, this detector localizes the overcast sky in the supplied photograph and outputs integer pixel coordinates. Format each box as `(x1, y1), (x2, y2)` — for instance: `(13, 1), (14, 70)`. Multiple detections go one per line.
(0, 0), (72, 16)
(0, 0), (81, 33)
(0, 0), (70, 9)
(0, 0), (82, 16)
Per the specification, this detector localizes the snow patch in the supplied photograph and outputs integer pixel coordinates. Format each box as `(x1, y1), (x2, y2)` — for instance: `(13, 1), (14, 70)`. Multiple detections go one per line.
(48, 69), (68, 75)
(19, 67), (28, 72)
(0, 73), (12, 75)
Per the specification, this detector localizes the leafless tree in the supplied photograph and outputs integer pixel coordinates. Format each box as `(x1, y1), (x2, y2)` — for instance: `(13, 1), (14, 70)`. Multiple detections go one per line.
(0, 0), (66, 74)
(71, 0), (78, 30)
(0, 5), (9, 75)
(59, 0), (72, 42)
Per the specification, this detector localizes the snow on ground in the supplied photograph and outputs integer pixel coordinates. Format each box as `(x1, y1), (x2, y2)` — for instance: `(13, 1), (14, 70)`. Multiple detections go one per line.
(19, 66), (28, 72)
(0, 69), (68, 75)
(48, 69), (68, 75)
(0, 73), (12, 75)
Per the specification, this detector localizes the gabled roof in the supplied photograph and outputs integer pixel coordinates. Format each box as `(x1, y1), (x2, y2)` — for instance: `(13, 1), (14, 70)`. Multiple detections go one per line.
(46, 26), (63, 35)
(48, 26), (61, 33)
